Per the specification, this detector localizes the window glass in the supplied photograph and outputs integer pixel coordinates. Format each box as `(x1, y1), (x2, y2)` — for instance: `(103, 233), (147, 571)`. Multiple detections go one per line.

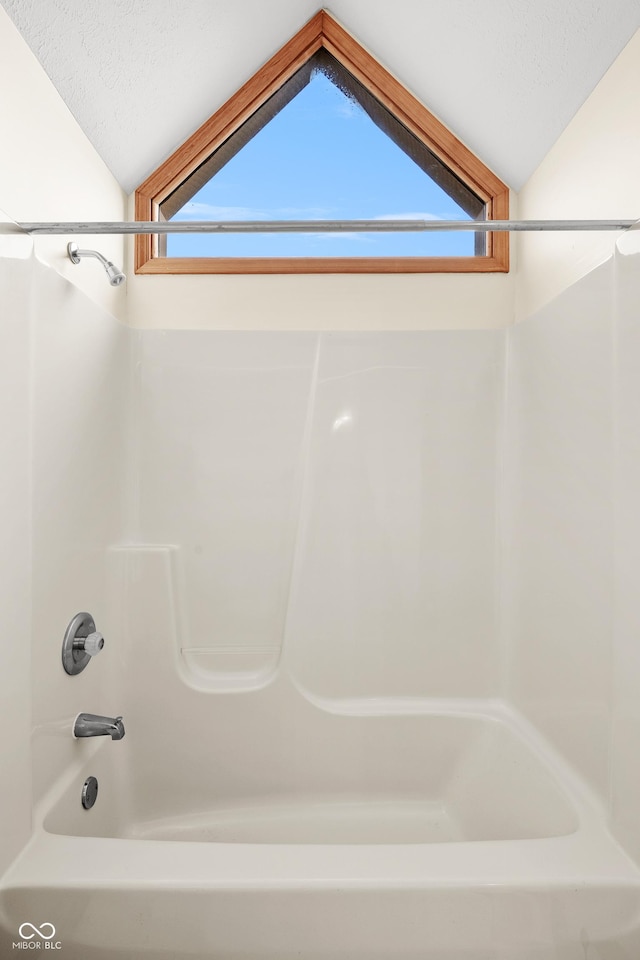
(161, 53), (485, 258)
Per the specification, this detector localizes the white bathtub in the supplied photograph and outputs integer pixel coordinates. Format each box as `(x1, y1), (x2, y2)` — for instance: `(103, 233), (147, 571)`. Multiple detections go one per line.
(2, 700), (640, 959)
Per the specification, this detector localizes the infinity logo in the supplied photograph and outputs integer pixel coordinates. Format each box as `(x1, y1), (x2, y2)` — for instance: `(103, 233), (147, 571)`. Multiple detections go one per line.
(18, 923), (56, 941)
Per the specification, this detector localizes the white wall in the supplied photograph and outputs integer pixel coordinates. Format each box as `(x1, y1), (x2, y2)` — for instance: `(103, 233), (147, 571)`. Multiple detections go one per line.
(126, 266), (516, 332)
(0, 5), (126, 319)
(517, 29), (640, 319)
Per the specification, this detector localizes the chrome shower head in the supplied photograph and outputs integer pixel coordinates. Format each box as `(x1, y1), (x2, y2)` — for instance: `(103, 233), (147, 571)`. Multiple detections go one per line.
(67, 242), (126, 287)
(104, 261), (126, 286)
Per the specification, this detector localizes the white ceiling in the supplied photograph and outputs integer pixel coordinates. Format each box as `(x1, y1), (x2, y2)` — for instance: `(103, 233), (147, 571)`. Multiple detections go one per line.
(3, 0), (640, 195)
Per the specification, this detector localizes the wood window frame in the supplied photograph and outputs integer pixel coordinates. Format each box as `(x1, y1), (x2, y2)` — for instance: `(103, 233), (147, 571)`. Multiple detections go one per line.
(134, 9), (510, 275)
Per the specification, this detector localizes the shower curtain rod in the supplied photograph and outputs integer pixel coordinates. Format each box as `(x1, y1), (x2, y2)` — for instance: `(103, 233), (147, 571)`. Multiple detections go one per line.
(12, 219), (638, 235)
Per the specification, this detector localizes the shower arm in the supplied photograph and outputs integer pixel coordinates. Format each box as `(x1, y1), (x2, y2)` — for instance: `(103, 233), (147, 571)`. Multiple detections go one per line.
(67, 244), (112, 267)
(67, 242), (126, 286)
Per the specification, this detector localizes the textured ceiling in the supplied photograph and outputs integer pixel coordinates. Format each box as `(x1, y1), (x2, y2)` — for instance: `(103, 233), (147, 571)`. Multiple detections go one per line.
(2, 0), (640, 195)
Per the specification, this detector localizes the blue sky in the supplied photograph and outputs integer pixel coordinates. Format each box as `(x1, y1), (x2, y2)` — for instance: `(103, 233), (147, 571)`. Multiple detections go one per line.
(167, 71), (476, 258)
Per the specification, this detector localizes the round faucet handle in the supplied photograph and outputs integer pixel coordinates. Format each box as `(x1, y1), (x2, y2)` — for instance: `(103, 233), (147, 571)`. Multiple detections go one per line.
(81, 632), (104, 657)
(63, 613), (104, 675)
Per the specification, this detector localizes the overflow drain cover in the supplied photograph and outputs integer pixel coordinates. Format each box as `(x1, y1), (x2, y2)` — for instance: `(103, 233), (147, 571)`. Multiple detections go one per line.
(81, 776), (98, 810)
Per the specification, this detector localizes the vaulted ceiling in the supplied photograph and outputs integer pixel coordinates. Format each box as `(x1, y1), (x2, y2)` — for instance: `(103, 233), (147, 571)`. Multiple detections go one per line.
(2, 0), (640, 195)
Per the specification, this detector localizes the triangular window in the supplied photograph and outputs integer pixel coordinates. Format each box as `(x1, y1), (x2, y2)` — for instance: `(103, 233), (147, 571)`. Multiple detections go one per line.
(135, 11), (509, 274)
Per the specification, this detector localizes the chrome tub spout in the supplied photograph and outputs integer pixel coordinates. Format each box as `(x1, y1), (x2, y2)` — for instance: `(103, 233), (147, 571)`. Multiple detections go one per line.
(74, 713), (125, 740)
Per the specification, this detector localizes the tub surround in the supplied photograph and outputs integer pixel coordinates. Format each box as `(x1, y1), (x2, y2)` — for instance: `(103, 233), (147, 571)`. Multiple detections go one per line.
(0, 250), (32, 879)
(134, 330), (504, 697)
(3, 251), (640, 957)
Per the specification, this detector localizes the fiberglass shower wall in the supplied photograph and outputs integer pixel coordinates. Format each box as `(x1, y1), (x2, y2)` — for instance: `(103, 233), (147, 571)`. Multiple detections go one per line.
(131, 330), (505, 699)
(29, 259), (129, 805)
(505, 246), (640, 863)
(0, 241), (130, 877)
(0, 245), (32, 878)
